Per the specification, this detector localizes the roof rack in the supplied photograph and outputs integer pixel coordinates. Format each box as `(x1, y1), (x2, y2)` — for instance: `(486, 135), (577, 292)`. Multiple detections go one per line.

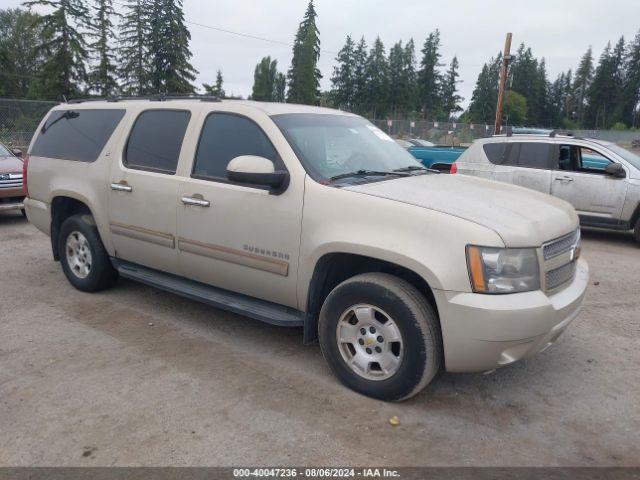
(67, 93), (222, 104)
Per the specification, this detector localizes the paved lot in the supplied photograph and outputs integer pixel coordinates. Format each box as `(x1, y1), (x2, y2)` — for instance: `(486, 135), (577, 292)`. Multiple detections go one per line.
(0, 212), (638, 466)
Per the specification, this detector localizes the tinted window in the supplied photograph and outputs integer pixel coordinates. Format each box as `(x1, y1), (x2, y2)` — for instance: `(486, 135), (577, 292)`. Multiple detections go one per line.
(193, 113), (279, 180)
(124, 110), (191, 174)
(31, 109), (125, 162)
(483, 143), (506, 164)
(518, 143), (551, 168)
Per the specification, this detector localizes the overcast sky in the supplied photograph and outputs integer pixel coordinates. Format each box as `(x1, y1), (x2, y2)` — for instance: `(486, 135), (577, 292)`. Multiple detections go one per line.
(3, 0), (640, 107)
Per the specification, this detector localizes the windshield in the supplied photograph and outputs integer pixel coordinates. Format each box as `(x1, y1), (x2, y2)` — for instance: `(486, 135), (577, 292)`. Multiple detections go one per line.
(607, 144), (640, 170)
(272, 114), (423, 182)
(0, 144), (11, 156)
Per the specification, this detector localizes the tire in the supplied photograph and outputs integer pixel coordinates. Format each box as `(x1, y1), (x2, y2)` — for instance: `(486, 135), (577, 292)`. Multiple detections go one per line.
(58, 214), (118, 292)
(635, 218), (640, 245)
(318, 272), (442, 401)
(20, 208), (27, 218)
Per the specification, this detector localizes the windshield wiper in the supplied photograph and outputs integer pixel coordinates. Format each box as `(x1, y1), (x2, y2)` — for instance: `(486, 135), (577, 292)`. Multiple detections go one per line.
(393, 165), (440, 174)
(329, 169), (411, 182)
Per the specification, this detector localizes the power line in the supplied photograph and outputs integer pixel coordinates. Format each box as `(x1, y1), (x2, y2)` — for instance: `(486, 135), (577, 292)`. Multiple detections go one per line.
(111, 0), (338, 56)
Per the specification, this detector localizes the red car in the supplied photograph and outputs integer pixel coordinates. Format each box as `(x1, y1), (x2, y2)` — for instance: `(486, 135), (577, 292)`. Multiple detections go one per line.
(0, 142), (26, 216)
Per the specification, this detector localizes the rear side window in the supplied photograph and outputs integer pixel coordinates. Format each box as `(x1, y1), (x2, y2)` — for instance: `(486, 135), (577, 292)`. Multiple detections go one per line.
(124, 110), (191, 174)
(484, 142), (551, 169)
(31, 109), (125, 162)
(192, 113), (279, 180)
(518, 143), (552, 168)
(483, 143), (506, 164)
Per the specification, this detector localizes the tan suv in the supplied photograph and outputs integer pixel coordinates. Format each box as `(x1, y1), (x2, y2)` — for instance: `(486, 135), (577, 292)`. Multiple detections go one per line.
(24, 97), (588, 401)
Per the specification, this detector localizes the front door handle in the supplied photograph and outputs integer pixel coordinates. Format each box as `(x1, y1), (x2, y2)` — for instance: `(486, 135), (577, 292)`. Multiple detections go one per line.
(110, 181), (132, 192)
(554, 176), (574, 182)
(181, 196), (210, 207)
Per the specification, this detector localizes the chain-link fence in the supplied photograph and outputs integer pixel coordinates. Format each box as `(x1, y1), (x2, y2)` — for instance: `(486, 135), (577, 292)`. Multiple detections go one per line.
(0, 98), (58, 150)
(1, 98), (640, 151)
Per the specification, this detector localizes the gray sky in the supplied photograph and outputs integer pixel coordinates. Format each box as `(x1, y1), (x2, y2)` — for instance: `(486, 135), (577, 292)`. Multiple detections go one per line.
(3, 0), (640, 107)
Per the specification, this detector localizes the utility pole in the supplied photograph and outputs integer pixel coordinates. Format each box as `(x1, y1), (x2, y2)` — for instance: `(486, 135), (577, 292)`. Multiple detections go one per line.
(494, 33), (513, 135)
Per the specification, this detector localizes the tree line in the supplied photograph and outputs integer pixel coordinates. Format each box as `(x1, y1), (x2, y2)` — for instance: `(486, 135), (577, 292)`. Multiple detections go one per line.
(1, 0), (639, 130)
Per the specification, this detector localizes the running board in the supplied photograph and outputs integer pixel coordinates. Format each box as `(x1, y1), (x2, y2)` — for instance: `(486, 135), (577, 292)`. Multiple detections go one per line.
(112, 259), (304, 327)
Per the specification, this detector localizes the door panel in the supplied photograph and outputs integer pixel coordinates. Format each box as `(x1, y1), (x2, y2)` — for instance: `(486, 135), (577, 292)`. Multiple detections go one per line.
(551, 145), (628, 218)
(177, 112), (303, 308)
(177, 179), (302, 307)
(551, 170), (627, 218)
(107, 109), (191, 274)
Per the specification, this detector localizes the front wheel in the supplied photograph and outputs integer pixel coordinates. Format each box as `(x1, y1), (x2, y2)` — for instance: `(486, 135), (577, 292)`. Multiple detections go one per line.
(634, 218), (640, 245)
(58, 214), (118, 292)
(318, 273), (442, 401)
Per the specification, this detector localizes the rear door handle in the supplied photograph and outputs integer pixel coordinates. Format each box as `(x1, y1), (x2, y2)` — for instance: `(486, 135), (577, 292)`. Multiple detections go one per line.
(181, 196), (210, 207)
(110, 182), (132, 192)
(554, 176), (573, 182)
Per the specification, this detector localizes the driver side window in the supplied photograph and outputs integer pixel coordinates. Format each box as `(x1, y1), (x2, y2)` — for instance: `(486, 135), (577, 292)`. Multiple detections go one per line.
(192, 113), (280, 181)
(557, 145), (612, 174)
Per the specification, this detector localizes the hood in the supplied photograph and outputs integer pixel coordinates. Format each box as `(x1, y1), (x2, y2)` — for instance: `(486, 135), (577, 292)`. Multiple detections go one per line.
(0, 156), (23, 173)
(344, 174), (578, 247)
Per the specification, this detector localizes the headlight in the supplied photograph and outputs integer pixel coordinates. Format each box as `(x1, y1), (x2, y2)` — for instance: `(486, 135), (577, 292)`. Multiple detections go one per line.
(466, 245), (540, 294)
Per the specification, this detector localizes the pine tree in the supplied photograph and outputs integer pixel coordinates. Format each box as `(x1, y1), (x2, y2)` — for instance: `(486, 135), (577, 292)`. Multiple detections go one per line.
(352, 36), (368, 114)
(401, 39), (418, 116)
(118, 0), (150, 95)
(387, 41), (404, 117)
(273, 72), (286, 102)
(466, 54), (501, 124)
(586, 40), (625, 128)
(148, 0), (197, 94)
(287, 0), (321, 105)
(23, 0), (90, 100)
(417, 29), (443, 119)
(572, 47), (594, 126)
(331, 35), (356, 110)
(203, 70), (225, 98)
(620, 30), (640, 128)
(441, 56), (463, 120)
(365, 36), (389, 117)
(89, 0), (118, 96)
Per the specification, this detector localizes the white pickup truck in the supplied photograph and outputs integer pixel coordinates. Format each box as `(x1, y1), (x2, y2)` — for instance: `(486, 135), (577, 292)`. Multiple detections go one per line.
(24, 98), (588, 400)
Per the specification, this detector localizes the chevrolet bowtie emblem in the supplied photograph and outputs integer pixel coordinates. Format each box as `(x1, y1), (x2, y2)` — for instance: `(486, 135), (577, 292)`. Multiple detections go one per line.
(366, 338), (374, 346)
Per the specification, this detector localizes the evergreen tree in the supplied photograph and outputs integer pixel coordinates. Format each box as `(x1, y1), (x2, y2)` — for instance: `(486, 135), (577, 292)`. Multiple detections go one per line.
(273, 72), (286, 102)
(23, 0), (90, 100)
(203, 70), (225, 98)
(0, 8), (42, 98)
(441, 56), (463, 119)
(620, 30), (640, 128)
(148, 0), (197, 94)
(387, 40), (404, 117)
(352, 36), (368, 114)
(331, 35), (356, 110)
(417, 29), (443, 119)
(466, 54), (501, 124)
(365, 36), (389, 117)
(89, 0), (118, 96)
(118, 0), (150, 95)
(572, 47), (594, 126)
(586, 39), (625, 128)
(287, 0), (321, 105)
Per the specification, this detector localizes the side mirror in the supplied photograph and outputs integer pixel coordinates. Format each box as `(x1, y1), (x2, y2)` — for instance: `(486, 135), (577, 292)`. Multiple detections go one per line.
(227, 155), (289, 193)
(11, 148), (23, 158)
(604, 162), (625, 178)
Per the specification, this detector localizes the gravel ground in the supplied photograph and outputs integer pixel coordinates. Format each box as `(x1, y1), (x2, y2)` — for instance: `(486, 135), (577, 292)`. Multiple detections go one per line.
(0, 211), (638, 466)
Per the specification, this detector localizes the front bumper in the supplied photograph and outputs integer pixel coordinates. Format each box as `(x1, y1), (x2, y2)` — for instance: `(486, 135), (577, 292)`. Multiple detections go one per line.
(435, 258), (589, 372)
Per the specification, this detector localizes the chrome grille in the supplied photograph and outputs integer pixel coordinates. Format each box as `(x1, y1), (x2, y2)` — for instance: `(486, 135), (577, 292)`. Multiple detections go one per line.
(0, 173), (22, 189)
(543, 229), (580, 260)
(542, 229), (580, 292)
(546, 262), (577, 290)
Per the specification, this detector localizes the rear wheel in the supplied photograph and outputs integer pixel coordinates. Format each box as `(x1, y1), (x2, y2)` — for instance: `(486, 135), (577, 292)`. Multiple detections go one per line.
(58, 214), (118, 292)
(318, 273), (442, 401)
(634, 218), (640, 245)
